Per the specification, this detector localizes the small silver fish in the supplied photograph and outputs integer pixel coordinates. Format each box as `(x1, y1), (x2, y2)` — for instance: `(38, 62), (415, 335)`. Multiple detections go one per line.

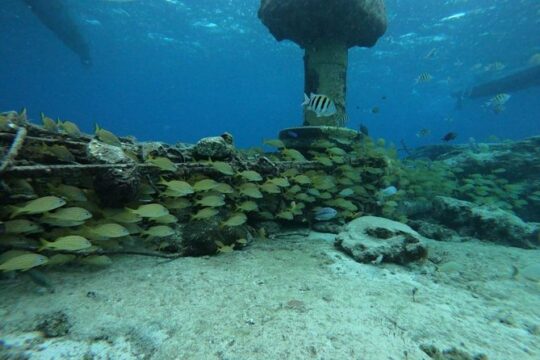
(380, 186), (397, 197)
(416, 128), (431, 138)
(313, 207), (338, 221)
(286, 130), (299, 138)
(424, 48), (437, 59)
(302, 93), (337, 117)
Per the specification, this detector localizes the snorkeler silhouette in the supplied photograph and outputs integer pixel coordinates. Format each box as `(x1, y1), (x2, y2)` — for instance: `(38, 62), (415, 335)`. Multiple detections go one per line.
(22, 0), (92, 67)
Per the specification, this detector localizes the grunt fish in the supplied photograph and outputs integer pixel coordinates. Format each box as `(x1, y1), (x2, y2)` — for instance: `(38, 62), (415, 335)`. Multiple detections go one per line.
(95, 124), (122, 147)
(210, 161), (235, 176)
(87, 223), (130, 238)
(143, 225), (175, 238)
(40, 235), (92, 251)
(58, 120), (81, 137)
(10, 196), (66, 218)
(196, 195), (226, 207)
(237, 170), (263, 182)
(128, 203), (169, 218)
(191, 207), (219, 220)
(0, 253), (48, 272)
(193, 179), (220, 192)
(5, 219), (42, 234)
(222, 213), (247, 227)
(147, 157), (177, 172)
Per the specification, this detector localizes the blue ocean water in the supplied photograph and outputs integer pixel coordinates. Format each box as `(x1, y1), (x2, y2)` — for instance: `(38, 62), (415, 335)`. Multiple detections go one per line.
(1, 0), (539, 149)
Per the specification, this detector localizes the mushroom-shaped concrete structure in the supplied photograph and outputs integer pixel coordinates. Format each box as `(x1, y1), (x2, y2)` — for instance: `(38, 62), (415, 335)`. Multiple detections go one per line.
(258, 0), (387, 127)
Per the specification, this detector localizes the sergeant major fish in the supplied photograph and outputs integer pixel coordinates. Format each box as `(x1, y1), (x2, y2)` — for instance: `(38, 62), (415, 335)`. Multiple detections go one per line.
(486, 93), (511, 113)
(415, 72), (433, 84)
(302, 93), (337, 117)
(486, 93), (511, 106)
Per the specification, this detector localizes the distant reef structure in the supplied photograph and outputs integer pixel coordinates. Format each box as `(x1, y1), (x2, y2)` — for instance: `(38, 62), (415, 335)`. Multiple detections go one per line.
(22, 0), (92, 66)
(401, 137), (540, 248)
(407, 136), (540, 222)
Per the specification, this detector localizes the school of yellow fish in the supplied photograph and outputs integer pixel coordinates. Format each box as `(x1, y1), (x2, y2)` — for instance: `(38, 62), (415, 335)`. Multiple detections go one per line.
(0, 110), (388, 272)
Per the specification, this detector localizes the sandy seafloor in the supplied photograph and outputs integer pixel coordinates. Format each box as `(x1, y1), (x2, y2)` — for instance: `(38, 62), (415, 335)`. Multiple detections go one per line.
(0, 230), (539, 360)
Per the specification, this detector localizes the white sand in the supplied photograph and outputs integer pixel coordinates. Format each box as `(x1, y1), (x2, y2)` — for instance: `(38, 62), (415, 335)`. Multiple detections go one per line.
(1, 231), (539, 359)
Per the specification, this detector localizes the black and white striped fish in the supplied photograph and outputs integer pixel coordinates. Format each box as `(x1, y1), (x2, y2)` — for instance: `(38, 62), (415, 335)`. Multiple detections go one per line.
(485, 93), (511, 114)
(415, 72), (433, 83)
(486, 93), (511, 107)
(302, 93), (337, 117)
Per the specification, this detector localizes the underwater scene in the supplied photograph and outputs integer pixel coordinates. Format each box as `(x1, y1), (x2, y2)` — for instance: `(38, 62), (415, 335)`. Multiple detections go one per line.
(0, 0), (539, 359)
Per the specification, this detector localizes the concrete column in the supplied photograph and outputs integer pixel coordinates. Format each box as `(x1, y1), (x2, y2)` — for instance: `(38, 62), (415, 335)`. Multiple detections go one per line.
(303, 41), (348, 127)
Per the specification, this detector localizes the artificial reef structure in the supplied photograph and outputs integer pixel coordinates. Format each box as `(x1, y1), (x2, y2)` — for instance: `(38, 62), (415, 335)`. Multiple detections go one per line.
(2, 109), (539, 277)
(258, 0), (387, 127)
(0, 109), (394, 274)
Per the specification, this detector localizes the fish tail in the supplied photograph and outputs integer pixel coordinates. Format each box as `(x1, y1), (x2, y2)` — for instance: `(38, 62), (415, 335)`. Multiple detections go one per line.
(38, 238), (50, 252)
(301, 93), (310, 107)
(9, 207), (21, 219)
(328, 102), (337, 115)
